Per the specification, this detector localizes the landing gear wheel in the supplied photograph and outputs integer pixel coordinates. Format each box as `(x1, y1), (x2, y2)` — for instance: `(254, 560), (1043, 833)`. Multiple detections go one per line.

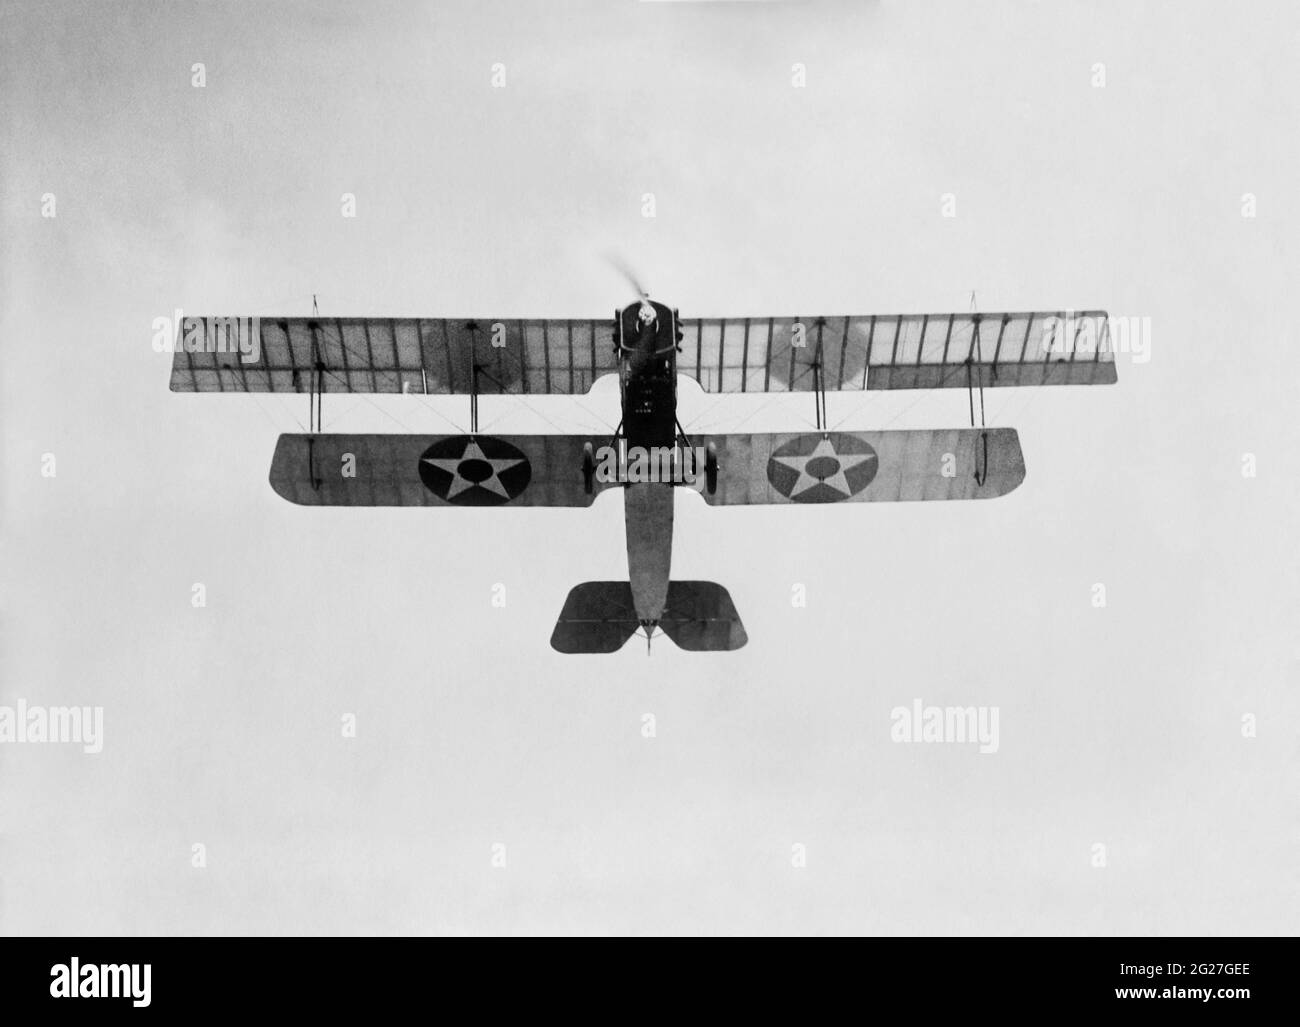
(705, 442), (718, 495)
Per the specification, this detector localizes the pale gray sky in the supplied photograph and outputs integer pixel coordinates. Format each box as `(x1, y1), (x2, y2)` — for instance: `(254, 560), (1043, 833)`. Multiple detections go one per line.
(2, 0), (1297, 934)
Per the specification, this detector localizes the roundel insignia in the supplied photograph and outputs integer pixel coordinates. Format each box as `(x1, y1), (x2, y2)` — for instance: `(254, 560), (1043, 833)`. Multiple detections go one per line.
(767, 432), (878, 503)
(418, 435), (531, 506)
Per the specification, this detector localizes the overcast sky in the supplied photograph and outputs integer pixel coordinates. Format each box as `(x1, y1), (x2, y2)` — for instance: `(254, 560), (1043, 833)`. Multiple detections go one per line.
(2, 0), (1297, 934)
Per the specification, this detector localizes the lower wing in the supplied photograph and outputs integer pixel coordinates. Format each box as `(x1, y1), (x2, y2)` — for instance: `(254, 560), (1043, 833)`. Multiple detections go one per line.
(695, 428), (1024, 505)
(268, 433), (616, 507)
(267, 427), (1023, 506)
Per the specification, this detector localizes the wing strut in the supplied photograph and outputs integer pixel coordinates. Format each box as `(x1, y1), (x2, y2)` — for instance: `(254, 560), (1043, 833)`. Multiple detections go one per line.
(813, 358), (828, 430)
(307, 296), (326, 435)
(966, 310), (989, 486)
(471, 364), (479, 433)
(469, 362), (513, 434)
(308, 324), (326, 434)
(305, 297), (325, 489)
(812, 318), (828, 429)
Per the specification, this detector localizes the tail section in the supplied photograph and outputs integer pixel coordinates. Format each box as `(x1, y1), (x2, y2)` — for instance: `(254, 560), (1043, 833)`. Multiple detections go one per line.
(550, 580), (746, 653)
(660, 581), (747, 651)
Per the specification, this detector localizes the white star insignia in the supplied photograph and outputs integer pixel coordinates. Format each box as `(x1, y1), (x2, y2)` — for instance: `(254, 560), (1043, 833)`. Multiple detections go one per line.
(422, 440), (525, 499)
(773, 438), (876, 499)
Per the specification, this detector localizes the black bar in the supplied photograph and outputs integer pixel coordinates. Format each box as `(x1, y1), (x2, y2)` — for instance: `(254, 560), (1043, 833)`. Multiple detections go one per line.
(0, 937), (1283, 1016)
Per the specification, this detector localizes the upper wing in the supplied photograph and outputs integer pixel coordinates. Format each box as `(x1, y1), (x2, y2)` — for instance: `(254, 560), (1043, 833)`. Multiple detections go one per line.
(697, 428), (1025, 504)
(170, 316), (617, 394)
(678, 311), (1116, 392)
(269, 433), (618, 507)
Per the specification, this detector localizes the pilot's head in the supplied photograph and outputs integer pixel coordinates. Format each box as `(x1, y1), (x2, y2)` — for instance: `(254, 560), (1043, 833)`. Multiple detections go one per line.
(637, 301), (657, 328)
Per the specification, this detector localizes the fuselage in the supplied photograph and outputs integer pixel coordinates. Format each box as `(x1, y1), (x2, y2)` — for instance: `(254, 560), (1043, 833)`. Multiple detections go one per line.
(617, 300), (679, 628)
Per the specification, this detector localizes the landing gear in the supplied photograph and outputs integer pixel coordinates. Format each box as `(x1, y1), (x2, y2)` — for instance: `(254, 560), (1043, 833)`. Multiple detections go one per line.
(674, 417), (718, 495)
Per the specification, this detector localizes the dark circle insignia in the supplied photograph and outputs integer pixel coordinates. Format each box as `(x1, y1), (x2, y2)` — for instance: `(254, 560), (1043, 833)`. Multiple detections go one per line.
(767, 433), (878, 503)
(417, 436), (531, 506)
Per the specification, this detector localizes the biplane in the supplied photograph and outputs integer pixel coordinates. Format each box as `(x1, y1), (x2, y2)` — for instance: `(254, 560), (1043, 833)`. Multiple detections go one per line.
(170, 299), (1116, 653)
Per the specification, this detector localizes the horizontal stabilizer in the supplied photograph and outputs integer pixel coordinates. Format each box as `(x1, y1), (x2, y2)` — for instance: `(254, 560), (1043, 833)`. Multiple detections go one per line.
(550, 581), (748, 653)
(550, 582), (640, 654)
(660, 581), (747, 651)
